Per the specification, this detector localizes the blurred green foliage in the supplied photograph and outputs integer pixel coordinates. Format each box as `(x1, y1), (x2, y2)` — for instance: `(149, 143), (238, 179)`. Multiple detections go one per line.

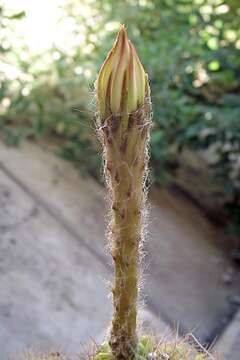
(0, 0), (239, 233)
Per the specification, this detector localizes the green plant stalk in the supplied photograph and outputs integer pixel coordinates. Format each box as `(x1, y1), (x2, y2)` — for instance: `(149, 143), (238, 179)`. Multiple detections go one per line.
(96, 26), (152, 359)
(108, 105), (151, 360)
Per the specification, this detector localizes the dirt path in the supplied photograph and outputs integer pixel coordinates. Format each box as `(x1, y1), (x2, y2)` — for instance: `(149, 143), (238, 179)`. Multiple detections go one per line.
(0, 141), (239, 359)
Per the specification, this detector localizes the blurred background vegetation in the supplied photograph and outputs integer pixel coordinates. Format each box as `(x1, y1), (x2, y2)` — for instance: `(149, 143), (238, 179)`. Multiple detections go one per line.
(0, 0), (239, 236)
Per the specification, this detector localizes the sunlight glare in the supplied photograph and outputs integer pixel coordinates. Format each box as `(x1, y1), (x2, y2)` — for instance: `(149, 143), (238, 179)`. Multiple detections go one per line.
(3, 0), (91, 54)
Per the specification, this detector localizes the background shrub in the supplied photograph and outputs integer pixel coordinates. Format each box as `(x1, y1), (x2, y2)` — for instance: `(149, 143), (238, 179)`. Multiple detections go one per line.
(0, 0), (239, 234)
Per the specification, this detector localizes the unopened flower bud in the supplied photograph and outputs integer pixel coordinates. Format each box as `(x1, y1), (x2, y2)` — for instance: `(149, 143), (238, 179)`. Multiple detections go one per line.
(96, 25), (147, 117)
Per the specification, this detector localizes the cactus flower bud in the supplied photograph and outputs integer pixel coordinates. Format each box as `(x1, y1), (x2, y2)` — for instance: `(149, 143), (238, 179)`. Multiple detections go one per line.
(96, 25), (147, 117)
(95, 25), (152, 360)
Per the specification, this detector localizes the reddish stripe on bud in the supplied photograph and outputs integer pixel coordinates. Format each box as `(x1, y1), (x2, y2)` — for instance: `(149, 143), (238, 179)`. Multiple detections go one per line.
(96, 25), (148, 117)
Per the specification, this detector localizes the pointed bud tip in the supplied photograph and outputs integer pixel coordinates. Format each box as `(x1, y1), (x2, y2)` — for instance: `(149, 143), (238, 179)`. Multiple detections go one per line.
(119, 24), (126, 32)
(117, 24), (127, 39)
(96, 25), (148, 117)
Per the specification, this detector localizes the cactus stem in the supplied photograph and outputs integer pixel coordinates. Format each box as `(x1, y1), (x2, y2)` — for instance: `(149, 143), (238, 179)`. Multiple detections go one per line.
(95, 25), (152, 360)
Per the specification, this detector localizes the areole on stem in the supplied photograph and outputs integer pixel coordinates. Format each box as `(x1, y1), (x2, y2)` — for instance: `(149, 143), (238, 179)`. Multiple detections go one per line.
(95, 25), (152, 359)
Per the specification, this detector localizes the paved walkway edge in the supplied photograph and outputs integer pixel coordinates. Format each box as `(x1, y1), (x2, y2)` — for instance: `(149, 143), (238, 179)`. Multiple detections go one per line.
(215, 309), (240, 359)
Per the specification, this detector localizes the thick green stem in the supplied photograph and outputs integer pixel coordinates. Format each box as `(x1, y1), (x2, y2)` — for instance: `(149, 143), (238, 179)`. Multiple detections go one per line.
(98, 102), (151, 359)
